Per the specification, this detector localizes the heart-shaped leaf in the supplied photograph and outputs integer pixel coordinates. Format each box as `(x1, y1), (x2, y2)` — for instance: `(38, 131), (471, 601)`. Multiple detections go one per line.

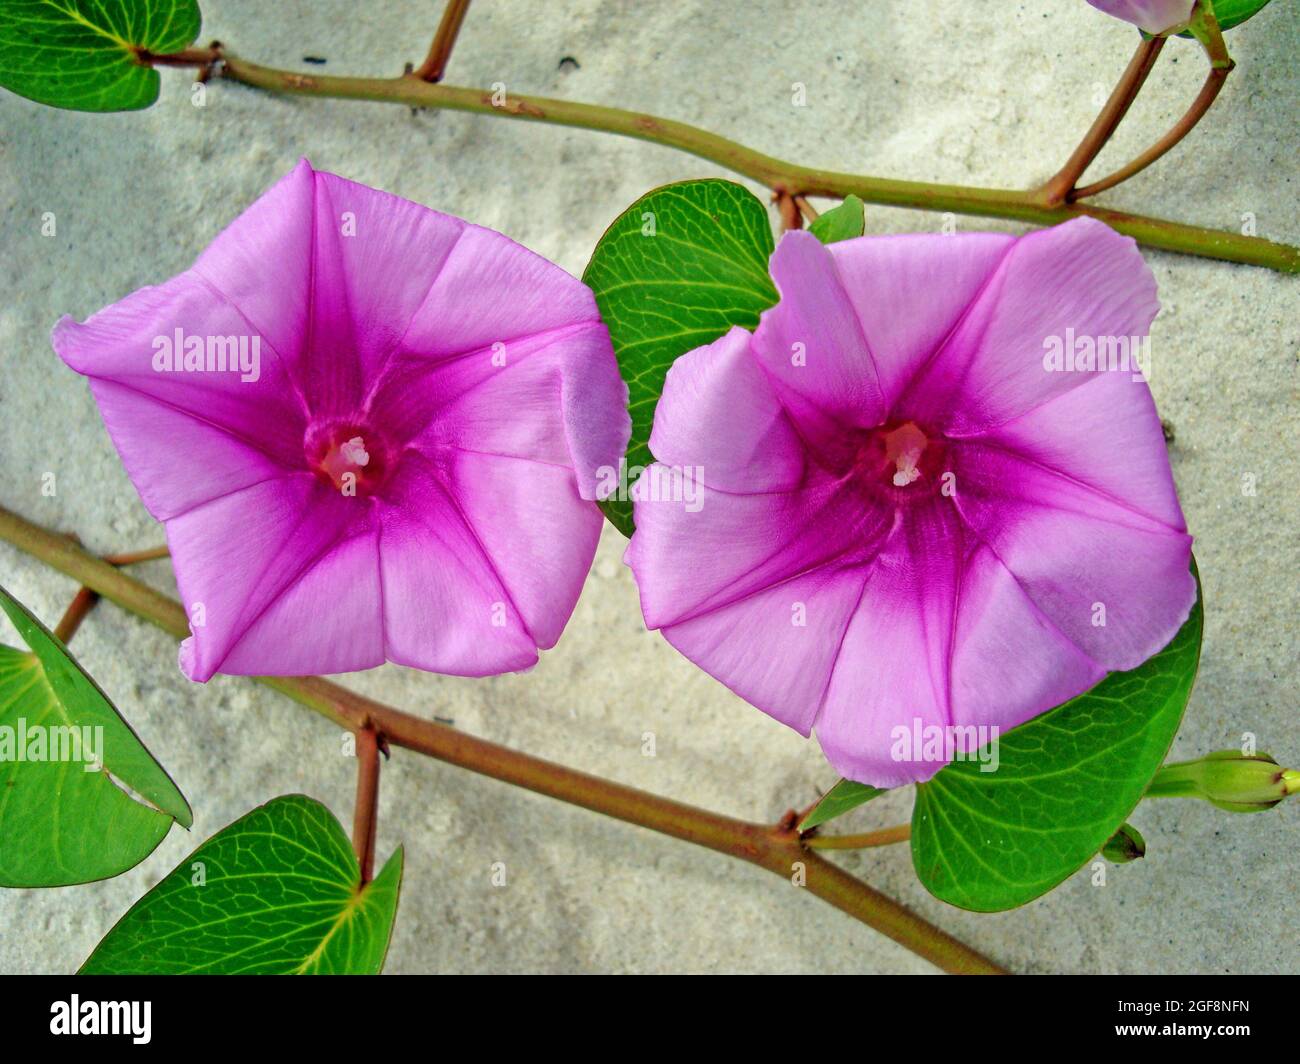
(0, 583), (190, 887)
(583, 179), (779, 535)
(80, 795), (403, 974)
(911, 559), (1203, 912)
(808, 195), (865, 245)
(0, 0), (201, 113)
(799, 778), (885, 832)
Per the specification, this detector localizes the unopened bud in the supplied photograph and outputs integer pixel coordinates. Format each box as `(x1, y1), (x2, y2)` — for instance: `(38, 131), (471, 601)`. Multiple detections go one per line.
(1146, 750), (1300, 813)
(1101, 822), (1146, 864)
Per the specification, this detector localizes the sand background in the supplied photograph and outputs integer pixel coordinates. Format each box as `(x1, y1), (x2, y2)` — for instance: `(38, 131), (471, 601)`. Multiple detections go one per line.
(0, 0), (1296, 973)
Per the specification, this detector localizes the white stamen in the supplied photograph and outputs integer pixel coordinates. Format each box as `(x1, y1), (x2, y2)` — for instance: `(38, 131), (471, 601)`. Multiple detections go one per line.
(340, 436), (370, 467)
(893, 456), (921, 487)
(884, 423), (927, 488)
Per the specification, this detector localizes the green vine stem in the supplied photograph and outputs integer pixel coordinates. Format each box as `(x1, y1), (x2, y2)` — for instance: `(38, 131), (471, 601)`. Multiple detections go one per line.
(134, 47), (1300, 273)
(0, 502), (1005, 975)
(805, 824), (913, 850)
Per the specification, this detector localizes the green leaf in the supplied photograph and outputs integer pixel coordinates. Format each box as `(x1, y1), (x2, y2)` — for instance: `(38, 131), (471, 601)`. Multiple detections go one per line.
(799, 778), (885, 832)
(0, 583), (190, 887)
(911, 559), (1203, 912)
(80, 795), (403, 974)
(808, 195), (865, 245)
(0, 0), (201, 113)
(583, 179), (779, 535)
(1180, 0), (1273, 34)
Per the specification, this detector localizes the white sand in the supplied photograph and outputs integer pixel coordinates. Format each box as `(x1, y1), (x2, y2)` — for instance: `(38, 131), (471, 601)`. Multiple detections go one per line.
(0, 0), (1296, 973)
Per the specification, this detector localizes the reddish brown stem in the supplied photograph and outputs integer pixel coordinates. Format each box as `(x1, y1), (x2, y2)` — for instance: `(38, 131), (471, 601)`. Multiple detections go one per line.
(136, 42), (223, 82)
(102, 545), (170, 565)
(1072, 63), (1232, 201)
(51, 541), (173, 642)
(1037, 36), (1165, 207)
(135, 47), (214, 66)
(352, 726), (381, 885)
(53, 586), (100, 644)
(411, 0), (472, 83)
(774, 189), (802, 231)
(285, 676), (996, 971)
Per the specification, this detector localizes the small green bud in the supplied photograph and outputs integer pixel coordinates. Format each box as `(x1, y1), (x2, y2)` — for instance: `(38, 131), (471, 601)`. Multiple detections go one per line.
(1146, 750), (1299, 813)
(1101, 822), (1147, 864)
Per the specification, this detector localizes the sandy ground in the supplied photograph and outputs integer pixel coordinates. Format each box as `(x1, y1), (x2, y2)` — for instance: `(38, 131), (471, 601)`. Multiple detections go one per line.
(0, 0), (1296, 974)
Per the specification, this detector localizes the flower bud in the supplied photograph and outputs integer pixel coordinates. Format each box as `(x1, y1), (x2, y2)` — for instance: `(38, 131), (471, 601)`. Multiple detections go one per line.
(1146, 750), (1300, 812)
(1101, 822), (1147, 863)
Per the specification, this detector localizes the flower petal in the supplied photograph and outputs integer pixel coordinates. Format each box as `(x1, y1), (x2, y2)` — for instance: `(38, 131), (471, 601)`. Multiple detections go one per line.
(659, 564), (869, 736)
(974, 366), (1187, 531)
(440, 449), (603, 650)
(627, 467), (890, 632)
(816, 520), (1109, 787)
(370, 324), (588, 448)
(560, 327), (633, 501)
(375, 453), (541, 675)
(189, 159), (316, 383)
(376, 320), (627, 501)
(210, 529), (385, 679)
(82, 379), (289, 521)
(402, 223), (606, 357)
(1086, 0), (1196, 34)
(395, 223), (627, 499)
(899, 216), (1159, 436)
(170, 474), (382, 681)
(951, 440), (1195, 671)
(52, 274), (309, 520)
(826, 231), (1015, 412)
(306, 169), (467, 416)
(192, 161), (471, 419)
(949, 543), (1104, 734)
(750, 230), (887, 451)
(813, 504), (964, 787)
(648, 326), (806, 494)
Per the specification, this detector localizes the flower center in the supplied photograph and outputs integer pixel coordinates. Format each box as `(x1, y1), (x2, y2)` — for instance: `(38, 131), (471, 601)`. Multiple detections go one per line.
(883, 422), (927, 487)
(852, 420), (947, 499)
(305, 421), (392, 497)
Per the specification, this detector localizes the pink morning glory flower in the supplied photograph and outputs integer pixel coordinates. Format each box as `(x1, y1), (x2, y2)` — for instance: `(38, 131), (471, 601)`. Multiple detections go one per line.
(1086, 0), (1197, 34)
(53, 160), (629, 682)
(626, 218), (1195, 787)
